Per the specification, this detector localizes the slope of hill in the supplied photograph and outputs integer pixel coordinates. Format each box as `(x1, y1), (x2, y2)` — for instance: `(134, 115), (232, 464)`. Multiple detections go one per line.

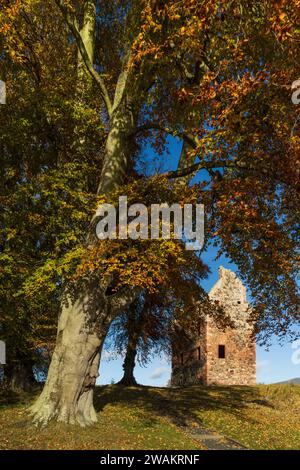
(275, 378), (300, 385)
(0, 384), (299, 450)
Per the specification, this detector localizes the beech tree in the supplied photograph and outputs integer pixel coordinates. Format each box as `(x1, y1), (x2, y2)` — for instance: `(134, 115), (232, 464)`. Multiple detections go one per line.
(0, 0), (299, 426)
(105, 292), (177, 387)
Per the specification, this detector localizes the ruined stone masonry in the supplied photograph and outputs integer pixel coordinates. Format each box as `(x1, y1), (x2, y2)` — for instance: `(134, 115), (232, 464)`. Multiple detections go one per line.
(171, 266), (256, 386)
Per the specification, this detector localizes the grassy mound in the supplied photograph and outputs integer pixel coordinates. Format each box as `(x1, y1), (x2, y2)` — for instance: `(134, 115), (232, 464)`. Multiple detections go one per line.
(0, 384), (299, 450)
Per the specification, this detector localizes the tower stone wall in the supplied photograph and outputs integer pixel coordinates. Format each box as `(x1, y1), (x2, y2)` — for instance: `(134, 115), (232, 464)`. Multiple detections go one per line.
(171, 267), (256, 386)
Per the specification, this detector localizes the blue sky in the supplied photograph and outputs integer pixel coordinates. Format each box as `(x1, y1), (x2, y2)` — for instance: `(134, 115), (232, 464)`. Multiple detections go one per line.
(98, 136), (300, 387)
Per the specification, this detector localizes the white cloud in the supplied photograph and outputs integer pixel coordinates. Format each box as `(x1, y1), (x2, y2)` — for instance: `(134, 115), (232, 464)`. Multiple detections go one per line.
(101, 350), (120, 361)
(149, 367), (168, 380)
(257, 360), (272, 375)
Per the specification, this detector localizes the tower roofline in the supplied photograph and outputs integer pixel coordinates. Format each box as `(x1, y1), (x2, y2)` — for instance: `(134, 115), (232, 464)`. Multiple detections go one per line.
(209, 266), (247, 304)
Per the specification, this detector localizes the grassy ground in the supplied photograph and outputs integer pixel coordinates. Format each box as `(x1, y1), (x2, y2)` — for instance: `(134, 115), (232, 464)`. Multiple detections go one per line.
(0, 384), (299, 450)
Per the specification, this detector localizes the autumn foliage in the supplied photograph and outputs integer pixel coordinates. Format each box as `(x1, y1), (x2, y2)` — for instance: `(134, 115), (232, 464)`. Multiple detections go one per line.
(0, 0), (299, 395)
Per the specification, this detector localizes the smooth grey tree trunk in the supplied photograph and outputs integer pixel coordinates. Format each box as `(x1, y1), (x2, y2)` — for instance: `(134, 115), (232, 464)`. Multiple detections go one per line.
(30, 274), (138, 426)
(31, 106), (138, 425)
(30, 278), (103, 425)
(30, 105), (137, 424)
(30, 0), (144, 426)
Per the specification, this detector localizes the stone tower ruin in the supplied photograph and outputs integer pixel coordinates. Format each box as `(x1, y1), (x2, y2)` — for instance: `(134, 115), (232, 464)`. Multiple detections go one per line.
(171, 266), (256, 386)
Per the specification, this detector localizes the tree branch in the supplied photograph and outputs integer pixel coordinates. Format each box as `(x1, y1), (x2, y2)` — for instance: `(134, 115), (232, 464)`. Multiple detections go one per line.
(134, 123), (234, 181)
(55, 0), (112, 116)
(108, 286), (141, 317)
(163, 161), (230, 179)
(111, 51), (131, 114)
(134, 123), (198, 149)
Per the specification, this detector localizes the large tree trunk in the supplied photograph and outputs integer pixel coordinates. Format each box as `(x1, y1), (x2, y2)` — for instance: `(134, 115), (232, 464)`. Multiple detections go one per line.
(31, 108), (137, 425)
(117, 304), (140, 386)
(31, 1), (142, 427)
(30, 273), (138, 426)
(30, 278), (103, 425)
(118, 339), (138, 387)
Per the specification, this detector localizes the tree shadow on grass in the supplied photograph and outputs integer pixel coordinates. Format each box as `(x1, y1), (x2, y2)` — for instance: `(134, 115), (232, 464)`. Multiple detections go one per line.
(94, 384), (272, 429)
(0, 385), (40, 408)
